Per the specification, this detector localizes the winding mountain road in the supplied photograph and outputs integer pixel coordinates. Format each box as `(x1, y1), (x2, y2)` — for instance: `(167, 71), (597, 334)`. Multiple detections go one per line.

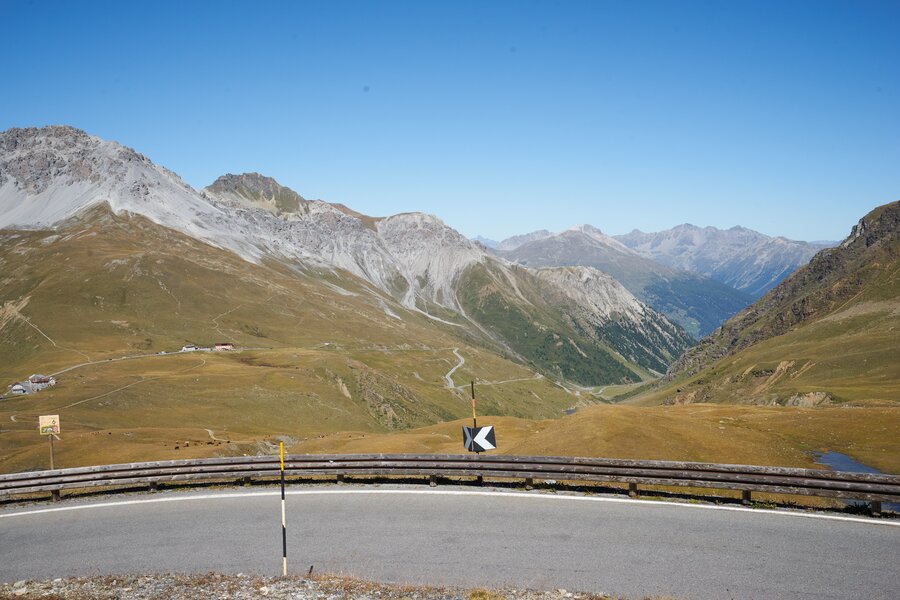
(1, 486), (897, 599)
(444, 348), (465, 388)
(442, 349), (543, 391)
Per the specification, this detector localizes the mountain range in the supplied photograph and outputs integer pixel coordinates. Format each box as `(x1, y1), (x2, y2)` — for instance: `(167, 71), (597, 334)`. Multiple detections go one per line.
(0, 126), (691, 396)
(616, 224), (833, 298)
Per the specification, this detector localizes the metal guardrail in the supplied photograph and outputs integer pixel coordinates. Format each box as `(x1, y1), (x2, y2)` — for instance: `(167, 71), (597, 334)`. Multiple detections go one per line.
(1, 454), (898, 515)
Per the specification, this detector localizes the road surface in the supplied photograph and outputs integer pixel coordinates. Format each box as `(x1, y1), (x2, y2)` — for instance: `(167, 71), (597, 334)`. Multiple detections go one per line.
(1, 486), (897, 599)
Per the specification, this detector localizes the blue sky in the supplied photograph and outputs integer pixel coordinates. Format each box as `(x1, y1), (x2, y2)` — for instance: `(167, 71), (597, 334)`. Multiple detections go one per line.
(2, 0), (898, 242)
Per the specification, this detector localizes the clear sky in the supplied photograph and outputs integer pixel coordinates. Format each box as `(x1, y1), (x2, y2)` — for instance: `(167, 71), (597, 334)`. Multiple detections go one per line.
(2, 0), (898, 242)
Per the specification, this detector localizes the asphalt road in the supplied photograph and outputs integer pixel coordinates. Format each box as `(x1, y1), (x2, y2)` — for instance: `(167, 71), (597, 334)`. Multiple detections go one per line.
(1, 486), (898, 599)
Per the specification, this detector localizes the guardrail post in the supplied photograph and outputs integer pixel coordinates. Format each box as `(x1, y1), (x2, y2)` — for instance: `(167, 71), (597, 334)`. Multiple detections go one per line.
(149, 481), (159, 492)
(742, 490), (751, 505)
(628, 482), (638, 497)
(870, 501), (882, 517)
(336, 474), (345, 485)
(429, 474), (437, 487)
(51, 489), (61, 502)
(476, 475), (483, 485)
(525, 478), (534, 490)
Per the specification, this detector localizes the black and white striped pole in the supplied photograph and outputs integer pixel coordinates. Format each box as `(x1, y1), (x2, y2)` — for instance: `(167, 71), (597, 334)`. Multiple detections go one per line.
(280, 441), (287, 577)
(471, 380), (477, 429)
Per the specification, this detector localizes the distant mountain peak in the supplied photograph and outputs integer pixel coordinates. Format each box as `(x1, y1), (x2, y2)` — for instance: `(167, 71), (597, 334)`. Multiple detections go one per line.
(559, 224), (633, 254)
(496, 229), (553, 251)
(569, 223), (603, 233)
(471, 235), (498, 248)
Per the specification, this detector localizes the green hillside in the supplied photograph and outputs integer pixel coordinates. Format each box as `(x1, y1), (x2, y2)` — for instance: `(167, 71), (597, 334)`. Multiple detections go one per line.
(457, 262), (643, 385)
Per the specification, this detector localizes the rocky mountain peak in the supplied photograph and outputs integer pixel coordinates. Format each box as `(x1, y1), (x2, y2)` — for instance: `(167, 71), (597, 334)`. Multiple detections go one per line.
(842, 200), (899, 249)
(205, 172), (308, 215)
(0, 125), (155, 195)
(1, 125), (90, 150)
(0, 125), (209, 235)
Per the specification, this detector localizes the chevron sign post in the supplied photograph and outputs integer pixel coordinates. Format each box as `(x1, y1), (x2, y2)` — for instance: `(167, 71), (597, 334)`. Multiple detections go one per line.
(463, 425), (496, 452)
(463, 381), (496, 453)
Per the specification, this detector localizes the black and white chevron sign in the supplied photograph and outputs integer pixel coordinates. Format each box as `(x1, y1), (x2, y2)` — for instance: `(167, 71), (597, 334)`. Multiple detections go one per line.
(462, 425), (496, 452)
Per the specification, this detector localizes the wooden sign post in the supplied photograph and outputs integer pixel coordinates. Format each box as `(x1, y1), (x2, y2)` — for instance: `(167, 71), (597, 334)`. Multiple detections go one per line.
(38, 415), (60, 470)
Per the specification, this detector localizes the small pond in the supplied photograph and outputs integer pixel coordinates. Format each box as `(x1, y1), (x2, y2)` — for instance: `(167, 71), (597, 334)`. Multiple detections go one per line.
(812, 451), (899, 512)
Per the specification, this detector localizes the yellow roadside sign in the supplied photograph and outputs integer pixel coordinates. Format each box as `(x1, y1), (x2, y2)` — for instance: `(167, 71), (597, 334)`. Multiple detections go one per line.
(39, 415), (60, 435)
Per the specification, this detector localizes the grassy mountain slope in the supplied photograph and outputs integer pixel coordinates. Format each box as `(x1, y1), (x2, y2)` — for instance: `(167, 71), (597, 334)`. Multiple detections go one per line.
(0, 207), (582, 472)
(457, 262), (647, 385)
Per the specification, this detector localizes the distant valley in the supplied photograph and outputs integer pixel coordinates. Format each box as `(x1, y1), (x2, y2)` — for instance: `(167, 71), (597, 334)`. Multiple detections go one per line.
(642, 200), (900, 407)
(484, 223), (833, 338)
(490, 225), (754, 338)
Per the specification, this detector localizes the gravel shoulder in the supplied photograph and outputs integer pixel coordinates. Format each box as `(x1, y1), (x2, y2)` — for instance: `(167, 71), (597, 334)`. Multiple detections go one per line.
(0, 573), (647, 600)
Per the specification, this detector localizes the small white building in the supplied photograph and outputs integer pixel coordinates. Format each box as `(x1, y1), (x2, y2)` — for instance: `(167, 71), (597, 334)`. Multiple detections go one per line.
(28, 374), (56, 391)
(181, 344), (198, 352)
(9, 383), (28, 395)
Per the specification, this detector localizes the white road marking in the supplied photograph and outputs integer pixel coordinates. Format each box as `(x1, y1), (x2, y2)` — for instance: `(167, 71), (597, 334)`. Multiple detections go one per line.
(1, 488), (897, 528)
